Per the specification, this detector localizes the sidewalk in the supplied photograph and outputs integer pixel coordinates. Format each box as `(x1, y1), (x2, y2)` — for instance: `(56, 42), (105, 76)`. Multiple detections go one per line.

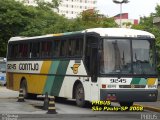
(134, 101), (160, 113)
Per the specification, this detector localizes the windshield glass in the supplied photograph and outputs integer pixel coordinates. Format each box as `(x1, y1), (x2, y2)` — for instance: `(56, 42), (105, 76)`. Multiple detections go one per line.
(100, 38), (156, 75)
(132, 40), (156, 75)
(0, 62), (6, 72)
(100, 39), (131, 74)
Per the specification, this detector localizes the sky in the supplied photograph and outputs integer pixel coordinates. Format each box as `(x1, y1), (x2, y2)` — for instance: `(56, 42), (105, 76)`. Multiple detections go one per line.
(96, 0), (160, 19)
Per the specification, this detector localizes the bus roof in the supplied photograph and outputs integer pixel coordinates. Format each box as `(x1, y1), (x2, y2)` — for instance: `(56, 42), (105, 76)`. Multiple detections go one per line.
(86, 28), (155, 38)
(8, 28), (155, 42)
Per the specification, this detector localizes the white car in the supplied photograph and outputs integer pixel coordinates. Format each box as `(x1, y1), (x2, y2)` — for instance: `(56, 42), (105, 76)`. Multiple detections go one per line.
(0, 58), (6, 86)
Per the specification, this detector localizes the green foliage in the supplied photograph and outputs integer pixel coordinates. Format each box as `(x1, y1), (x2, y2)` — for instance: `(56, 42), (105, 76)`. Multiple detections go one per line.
(0, 0), (31, 56)
(74, 9), (117, 29)
(122, 22), (132, 28)
(0, 0), (63, 56)
(0, 0), (117, 56)
(34, 0), (61, 10)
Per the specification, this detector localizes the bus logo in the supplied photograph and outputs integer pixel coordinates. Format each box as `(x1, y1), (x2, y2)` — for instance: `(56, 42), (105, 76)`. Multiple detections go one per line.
(71, 64), (80, 74)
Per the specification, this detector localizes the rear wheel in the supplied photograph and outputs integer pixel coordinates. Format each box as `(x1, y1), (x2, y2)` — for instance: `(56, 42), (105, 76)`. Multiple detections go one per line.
(75, 83), (86, 107)
(119, 102), (133, 108)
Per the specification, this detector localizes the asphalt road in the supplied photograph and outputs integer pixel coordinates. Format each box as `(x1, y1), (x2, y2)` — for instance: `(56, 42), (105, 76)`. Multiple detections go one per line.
(158, 85), (160, 100)
(0, 86), (159, 120)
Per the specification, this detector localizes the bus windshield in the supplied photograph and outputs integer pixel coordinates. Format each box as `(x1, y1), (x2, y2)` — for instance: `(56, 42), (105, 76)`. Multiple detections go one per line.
(100, 38), (156, 75)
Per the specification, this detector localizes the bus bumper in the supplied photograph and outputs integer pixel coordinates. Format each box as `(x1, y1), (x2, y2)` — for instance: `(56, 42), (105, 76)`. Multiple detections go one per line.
(100, 89), (158, 102)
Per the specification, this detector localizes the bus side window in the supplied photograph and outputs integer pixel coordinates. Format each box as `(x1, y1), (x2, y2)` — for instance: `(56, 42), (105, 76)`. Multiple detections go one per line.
(53, 40), (60, 57)
(68, 40), (72, 57)
(71, 39), (76, 56)
(30, 42), (40, 58)
(75, 38), (83, 56)
(41, 41), (52, 58)
(60, 40), (67, 57)
(71, 38), (83, 57)
(19, 43), (29, 58)
(9, 43), (19, 59)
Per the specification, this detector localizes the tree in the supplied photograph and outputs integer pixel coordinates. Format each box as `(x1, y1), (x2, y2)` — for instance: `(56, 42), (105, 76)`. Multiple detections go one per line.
(0, 1), (117, 57)
(0, 0), (62, 56)
(122, 22), (132, 28)
(0, 0), (32, 56)
(19, 6), (65, 36)
(34, 0), (61, 10)
(72, 9), (117, 30)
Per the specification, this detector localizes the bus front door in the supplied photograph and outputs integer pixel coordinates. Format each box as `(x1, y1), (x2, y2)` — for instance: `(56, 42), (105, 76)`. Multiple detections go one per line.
(90, 47), (99, 101)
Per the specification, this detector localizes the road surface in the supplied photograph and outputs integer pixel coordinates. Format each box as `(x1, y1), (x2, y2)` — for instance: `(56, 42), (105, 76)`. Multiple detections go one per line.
(0, 86), (159, 120)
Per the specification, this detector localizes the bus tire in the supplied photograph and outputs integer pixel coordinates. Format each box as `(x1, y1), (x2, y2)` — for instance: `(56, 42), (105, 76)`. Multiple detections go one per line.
(119, 102), (133, 108)
(75, 83), (86, 107)
(20, 79), (37, 99)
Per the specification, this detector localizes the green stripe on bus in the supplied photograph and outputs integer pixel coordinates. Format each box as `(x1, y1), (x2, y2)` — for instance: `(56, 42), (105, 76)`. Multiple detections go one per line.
(43, 61), (60, 94)
(63, 31), (82, 35)
(50, 60), (69, 96)
(131, 78), (141, 84)
(139, 78), (147, 85)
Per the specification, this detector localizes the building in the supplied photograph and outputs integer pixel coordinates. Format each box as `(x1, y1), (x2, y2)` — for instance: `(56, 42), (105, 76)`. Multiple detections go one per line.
(59, 0), (97, 18)
(153, 17), (160, 28)
(18, 0), (97, 19)
(114, 13), (139, 28)
(18, 0), (37, 6)
(58, 0), (97, 19)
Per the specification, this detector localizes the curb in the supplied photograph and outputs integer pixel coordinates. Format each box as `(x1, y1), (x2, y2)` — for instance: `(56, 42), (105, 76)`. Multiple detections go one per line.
(134, 104), (160, 113)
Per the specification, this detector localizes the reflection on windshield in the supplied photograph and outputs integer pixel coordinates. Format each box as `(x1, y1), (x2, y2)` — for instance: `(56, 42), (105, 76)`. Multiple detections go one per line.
(100, 39), (156, 75)
(100, 39), (131, 74)
(132, 40), (156, 74)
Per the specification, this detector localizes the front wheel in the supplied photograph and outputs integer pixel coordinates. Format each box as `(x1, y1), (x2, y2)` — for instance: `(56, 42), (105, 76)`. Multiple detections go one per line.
(75, 83), (86, 107)
(20, 80), (28, 99)
(20, 80), (37, 99)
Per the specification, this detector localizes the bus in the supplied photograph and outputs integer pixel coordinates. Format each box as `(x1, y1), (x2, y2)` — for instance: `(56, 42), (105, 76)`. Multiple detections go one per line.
(6, 28), (158, 107)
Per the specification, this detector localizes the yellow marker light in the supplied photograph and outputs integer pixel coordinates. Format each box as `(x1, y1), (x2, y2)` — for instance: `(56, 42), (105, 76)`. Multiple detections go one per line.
(147, 78), (156, 85)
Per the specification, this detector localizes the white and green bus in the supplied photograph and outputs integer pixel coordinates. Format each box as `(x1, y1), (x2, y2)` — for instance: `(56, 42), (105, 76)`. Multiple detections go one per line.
(7, 28), (158, 107)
